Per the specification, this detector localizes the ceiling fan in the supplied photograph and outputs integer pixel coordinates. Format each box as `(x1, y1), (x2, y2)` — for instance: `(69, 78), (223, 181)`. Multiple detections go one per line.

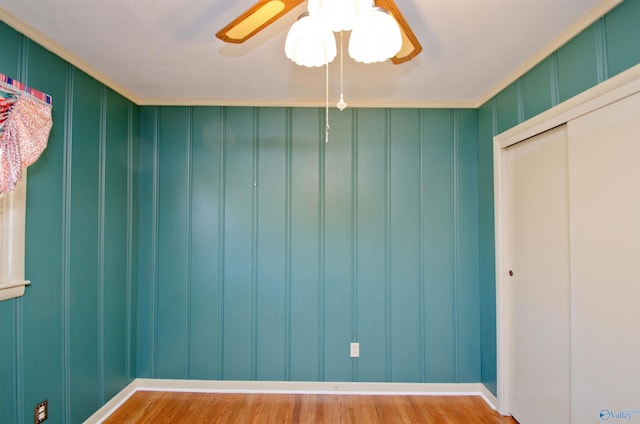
(215, 0), (422, 64)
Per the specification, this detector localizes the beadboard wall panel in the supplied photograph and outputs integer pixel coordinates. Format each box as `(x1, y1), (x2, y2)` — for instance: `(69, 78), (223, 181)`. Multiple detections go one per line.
(189, 106), (224, 380)
(0, 22), (138, 424)
(136, 106), (482, 385)
(606, 0), (640, 78)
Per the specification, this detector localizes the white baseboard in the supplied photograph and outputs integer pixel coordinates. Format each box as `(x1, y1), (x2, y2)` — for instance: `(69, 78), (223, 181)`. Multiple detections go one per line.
(84, 379), (502, 423)
(478, 384), (499, 411)
(84, 379), (139, 424)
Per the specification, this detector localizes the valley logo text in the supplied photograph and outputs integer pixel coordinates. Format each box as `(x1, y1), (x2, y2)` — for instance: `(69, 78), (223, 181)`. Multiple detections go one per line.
(600, 409), (640, 421)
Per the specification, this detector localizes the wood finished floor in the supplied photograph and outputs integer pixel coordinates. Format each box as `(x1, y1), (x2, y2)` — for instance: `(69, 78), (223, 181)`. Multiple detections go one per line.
(104, 391), (518, 424)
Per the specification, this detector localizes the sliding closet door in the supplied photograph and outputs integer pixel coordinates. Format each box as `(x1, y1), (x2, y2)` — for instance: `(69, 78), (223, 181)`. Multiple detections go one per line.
(506, 125), (571, 424)
(568, 91), (640, 424)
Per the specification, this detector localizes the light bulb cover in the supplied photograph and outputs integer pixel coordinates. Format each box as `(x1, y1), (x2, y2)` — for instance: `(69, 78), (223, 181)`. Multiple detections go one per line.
(349, 6), (402, 64)
(285, 13), (337, 67)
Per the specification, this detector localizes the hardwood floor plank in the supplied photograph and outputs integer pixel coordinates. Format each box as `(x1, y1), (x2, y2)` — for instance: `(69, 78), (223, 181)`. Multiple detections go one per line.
(103, 391), (517, 424)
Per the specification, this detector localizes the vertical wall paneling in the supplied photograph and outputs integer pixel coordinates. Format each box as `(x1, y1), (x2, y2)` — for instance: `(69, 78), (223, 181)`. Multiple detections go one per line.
(550, 53), (560, 107)
(189, 107), (223, 380)
(389, 109), (422, 382)
(98, 86), (107, 405)
(217, 107), (227, 379)
(556, 24), (599, 103)
(135, 106), (483, 385)
(452, 111), (460, 382)
(350, 110), (358, 383)
(384, 109), (392, 382)
(21, 39), (67, 424)
(418, 110), (426, 382)
(477, 101), (498, 395)
(127, 102), (139, 381)
(289, 108), (321, 381)
(521, 57), (554, 121)
(595, 18), (608, 83)
(2, 23), (137, 423)
(0, 20), (20, 70)
(103, 89), (133, 401)
(223, 107), (256, 380)
(62, 64), (74, 424)
(421, 110), (456, 383)
(605, 0), (640, 78)
(136, 106), (158, 379)
(251, 109), (259, 381)
(454, 110), (481, 382)
(15, 297), (23, 424)
(133, 106), (485, 387)
(284, 108), (293, 381)
(0, 300), (16, 424)
(69, 69), (102, 423)
(127, 105), (134, 381)
(323, 108), (353, 382)
(255, 108), (288, 381)
(355, 108), (388, 383)
(156, 107), (190, 379)
(185, 108), (193, 379)
(495, 81), (521, 135)
(318, 109), (326, 381)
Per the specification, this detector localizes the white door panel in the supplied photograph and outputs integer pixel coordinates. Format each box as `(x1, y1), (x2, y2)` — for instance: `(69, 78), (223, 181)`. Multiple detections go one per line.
(507, 125), (571, 424)
(568, 91), (640, 424)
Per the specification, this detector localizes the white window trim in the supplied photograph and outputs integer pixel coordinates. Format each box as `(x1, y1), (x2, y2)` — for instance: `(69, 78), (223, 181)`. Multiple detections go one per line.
(0, 169), (30, 301)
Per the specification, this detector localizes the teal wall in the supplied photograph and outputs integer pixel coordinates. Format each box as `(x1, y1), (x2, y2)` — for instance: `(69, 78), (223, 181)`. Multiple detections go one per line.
(478, 0), (640, 395)
(136, 106), (482, 384)
(0, 22), (138, 424)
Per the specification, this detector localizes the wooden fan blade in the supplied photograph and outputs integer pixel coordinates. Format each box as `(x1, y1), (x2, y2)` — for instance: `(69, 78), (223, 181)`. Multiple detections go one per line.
(376, 0), (423, 64)
(216, 0), (305, 44)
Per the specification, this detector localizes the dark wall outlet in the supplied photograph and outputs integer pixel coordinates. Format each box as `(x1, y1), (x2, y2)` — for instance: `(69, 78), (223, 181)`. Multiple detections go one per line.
(34, 400), (48, 424)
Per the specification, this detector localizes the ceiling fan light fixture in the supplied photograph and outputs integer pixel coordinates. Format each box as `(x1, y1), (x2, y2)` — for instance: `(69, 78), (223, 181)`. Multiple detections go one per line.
(308, 0), (359, 32)
(217, 0), (422, 65)
(285, 13), (337, 67)
(349, 6), (402, 64)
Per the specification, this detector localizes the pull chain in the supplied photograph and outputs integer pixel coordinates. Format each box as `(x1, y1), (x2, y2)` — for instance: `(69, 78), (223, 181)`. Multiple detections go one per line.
(325, 61), (330, 143)
(337, 31), (347, 111)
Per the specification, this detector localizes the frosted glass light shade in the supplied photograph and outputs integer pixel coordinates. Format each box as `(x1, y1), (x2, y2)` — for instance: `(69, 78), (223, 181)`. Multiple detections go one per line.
(349, 7), (402, 64)
(308, 0), (358, 32)
(285, 13), (337, 67)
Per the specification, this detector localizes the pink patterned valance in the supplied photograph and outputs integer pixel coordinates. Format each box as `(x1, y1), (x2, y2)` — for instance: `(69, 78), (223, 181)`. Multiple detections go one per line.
(0, 73), (53, 195)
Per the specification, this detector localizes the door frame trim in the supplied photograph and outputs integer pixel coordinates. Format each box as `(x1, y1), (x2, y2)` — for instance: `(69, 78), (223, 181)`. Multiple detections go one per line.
(493, 62), (640, 415)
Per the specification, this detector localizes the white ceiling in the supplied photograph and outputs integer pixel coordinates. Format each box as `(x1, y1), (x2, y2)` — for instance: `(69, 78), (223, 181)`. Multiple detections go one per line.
(0, 0), (617, 107)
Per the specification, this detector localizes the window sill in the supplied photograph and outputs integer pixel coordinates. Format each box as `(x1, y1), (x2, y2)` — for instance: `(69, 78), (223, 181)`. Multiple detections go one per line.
(0, 280), (30, 301)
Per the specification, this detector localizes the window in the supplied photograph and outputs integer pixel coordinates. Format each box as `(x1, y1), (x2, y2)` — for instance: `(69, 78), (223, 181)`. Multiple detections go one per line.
(0, 172), (29, 301)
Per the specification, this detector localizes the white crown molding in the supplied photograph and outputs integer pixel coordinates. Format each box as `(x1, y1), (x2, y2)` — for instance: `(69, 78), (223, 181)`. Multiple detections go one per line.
(135, 97), (478, 109)
(83, 379), (500, 424)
